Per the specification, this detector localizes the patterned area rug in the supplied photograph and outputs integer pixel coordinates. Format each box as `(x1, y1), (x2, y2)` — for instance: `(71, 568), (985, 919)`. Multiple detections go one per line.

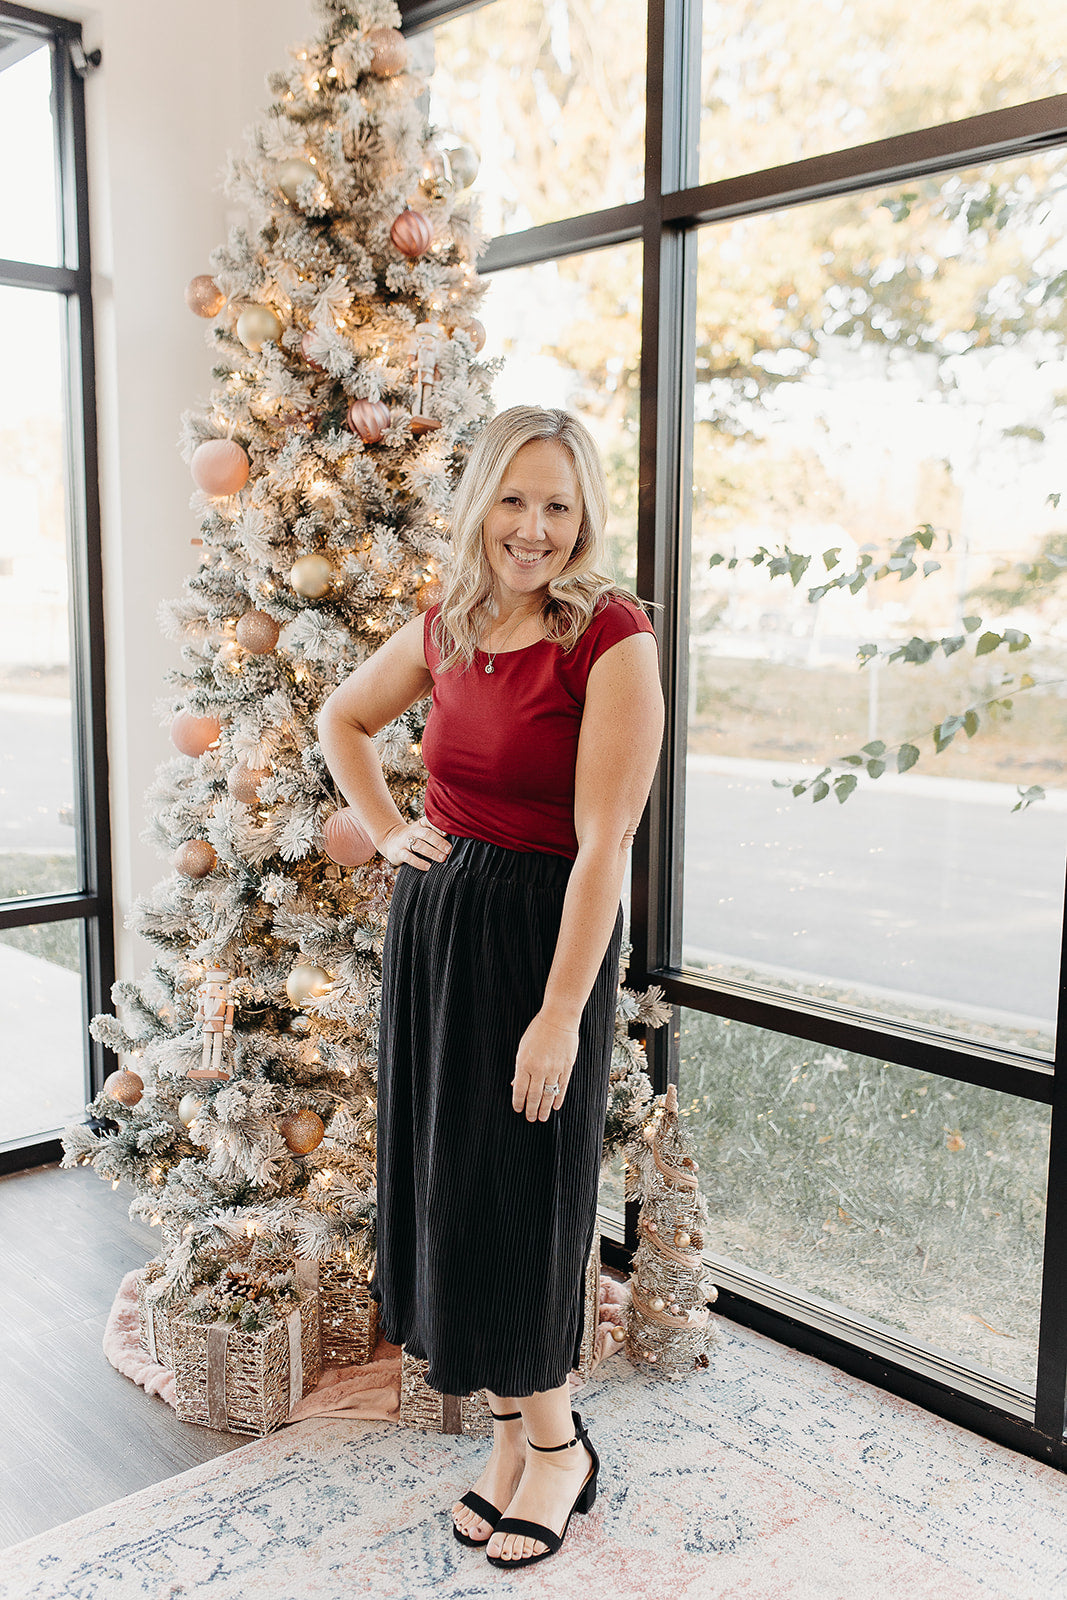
(4, 1318), (1066, 1600)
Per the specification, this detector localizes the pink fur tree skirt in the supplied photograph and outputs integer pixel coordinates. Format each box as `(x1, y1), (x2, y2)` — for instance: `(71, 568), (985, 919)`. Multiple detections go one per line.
(103, 1270), (629, 1428)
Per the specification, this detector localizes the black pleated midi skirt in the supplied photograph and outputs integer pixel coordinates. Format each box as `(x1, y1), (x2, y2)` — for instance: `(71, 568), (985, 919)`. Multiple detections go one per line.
(370, 835), (622, 1398)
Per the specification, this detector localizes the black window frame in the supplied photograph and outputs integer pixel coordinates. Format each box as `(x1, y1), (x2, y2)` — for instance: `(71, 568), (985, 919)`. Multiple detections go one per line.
(0, 2), (113, 1176)
(402, 0), (1067, 1468)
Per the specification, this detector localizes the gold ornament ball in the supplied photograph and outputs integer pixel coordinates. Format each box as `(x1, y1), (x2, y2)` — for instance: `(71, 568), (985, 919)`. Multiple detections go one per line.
(277, 157), (319, 204)
(290, 553), (334, 599)
(227, 764), (270, 804)
(279, 1108), (326, 1154)
(447, 142), (479, 190)
(235, 609), (281, 654)
(236, 304), (283, 353)
(674, 1229), (691, 1247)
(419, 152), (454, 201)
(285, 962), (331, 1006)
(390, 208), (433, 259)
(185, 275), (224, 318)
(366, 25), (407, 76)
(175, 839), (217, 879)
(651, 1296), (665, 1312)
(611, 1325), (626, 1342)
(178, 1092), (203, 1127)
(103, 1068), (144, 1107)
(170, 710), (221, 757)
(190, 438), (250, 497)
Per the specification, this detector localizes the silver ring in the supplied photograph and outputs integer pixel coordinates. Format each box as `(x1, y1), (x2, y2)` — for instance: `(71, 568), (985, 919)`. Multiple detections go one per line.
(544, 1084), (560, 1095)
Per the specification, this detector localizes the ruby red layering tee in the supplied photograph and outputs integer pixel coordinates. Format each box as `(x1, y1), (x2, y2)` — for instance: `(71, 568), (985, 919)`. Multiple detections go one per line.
(421, 594), (655, 861)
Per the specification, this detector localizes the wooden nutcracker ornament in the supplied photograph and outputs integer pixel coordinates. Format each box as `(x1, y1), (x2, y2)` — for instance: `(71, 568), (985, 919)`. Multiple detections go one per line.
(408, 321), (444, 435)
(190, 967), (234, 1080)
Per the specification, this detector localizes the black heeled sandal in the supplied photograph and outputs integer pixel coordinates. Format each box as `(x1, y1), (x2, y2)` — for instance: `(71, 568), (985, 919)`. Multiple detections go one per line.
(452, 1408), (523, 1548)
(484, 1409), (599, 1568)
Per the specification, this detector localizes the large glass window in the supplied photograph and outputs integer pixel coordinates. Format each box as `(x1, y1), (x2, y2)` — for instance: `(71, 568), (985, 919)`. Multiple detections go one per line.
(683, 150), (1067, 1055)
(1, 14), (111, 1164)
(426, 0), (647, 235)
(698, 0), (1067, 186)
(679, 1008), (1049, 1392)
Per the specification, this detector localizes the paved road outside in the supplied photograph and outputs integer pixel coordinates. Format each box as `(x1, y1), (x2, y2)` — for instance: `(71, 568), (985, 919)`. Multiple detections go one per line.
(683, 756), (1067, 1031)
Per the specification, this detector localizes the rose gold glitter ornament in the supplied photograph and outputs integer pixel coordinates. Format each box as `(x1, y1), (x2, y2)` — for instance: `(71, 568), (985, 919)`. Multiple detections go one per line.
(365, 25), (407, 77)
(185, 275), (225, 318)
(347, 399), (390, 443)
(170, 711), (221, 756)
(390, 209), (432, 259)
(103, 1068), (144, 1107)
(415, 577), (442, 613)
(279, 1108), (326, 1154)
(235, 610), (281, 654)
(175, 839), (217, 879)
(227, 764), (270, 804)
(190, 439), (249, 497)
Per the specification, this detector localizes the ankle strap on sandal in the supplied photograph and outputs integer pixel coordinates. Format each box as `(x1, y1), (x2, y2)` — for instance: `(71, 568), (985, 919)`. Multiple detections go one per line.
(528, 1434), (579, 1452)
(489, 1408), (522, 1422)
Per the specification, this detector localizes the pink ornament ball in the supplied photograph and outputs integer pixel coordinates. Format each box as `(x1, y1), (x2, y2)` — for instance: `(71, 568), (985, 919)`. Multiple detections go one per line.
(185, 275), (225, 318)
(170, 710), (221, 757)
(366, 25), (408, 77)
(227, 764), (270, 804)
(323, 807), (376, 867)
(191, 439), (250, 497)
(390, 209), (433, 259)
(347, 399), (391, 443)
(463, 318), (486, 354)
(300, 330), (325, 370)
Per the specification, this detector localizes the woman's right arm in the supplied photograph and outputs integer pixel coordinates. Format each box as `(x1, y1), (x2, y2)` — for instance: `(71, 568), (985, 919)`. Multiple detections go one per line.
(317, 613), (451, 871)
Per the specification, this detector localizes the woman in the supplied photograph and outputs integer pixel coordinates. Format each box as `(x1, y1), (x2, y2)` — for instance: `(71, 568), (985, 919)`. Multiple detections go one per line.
(318, 405), (663, 1568)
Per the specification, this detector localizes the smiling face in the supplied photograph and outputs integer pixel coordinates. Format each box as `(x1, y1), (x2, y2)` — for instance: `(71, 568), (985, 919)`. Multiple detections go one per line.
(481, 438), (584, 607)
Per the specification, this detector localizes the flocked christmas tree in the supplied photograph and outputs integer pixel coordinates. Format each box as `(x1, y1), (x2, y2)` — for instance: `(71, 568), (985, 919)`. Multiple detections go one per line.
(62, 0), (495, 1300)
(60, 0), (700, 1388)
(625, 1082), (720, 1375)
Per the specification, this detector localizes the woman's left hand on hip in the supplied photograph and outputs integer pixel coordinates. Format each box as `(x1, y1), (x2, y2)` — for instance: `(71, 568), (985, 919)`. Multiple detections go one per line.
(511, 1012), (580, 1121)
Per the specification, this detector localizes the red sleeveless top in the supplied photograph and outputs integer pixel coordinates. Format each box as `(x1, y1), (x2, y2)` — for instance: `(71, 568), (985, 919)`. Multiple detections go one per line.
(421, 595), (655, 860)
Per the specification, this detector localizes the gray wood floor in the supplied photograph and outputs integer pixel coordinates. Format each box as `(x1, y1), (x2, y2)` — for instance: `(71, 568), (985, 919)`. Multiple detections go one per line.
(0, 1161), (242, 1548)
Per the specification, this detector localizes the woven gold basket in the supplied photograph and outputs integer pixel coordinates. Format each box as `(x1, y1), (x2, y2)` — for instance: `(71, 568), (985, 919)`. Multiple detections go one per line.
(399, 1352), (495, 1436)
(171, 1292), (321, 1436)
(135, 1269), (173, 1371)
(316, 1261), (380, 1366)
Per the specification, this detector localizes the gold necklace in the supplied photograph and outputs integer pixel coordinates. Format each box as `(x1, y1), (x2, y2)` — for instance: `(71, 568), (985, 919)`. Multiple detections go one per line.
(483, 606), (535, 674)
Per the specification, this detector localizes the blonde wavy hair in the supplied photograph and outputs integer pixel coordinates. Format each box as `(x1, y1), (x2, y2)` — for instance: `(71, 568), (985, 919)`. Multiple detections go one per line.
(433, 405), (636, 671)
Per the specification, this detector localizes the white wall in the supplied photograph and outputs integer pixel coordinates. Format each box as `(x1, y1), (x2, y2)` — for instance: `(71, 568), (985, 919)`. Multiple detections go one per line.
(50, 1), (315, 978)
